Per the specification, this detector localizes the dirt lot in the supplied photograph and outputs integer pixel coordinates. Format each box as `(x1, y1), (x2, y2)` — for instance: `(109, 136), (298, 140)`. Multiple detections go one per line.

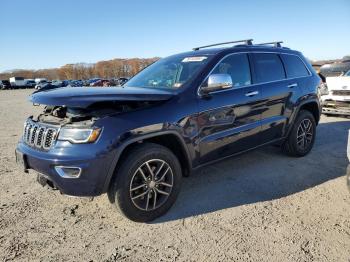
(0, 89), (349, 262)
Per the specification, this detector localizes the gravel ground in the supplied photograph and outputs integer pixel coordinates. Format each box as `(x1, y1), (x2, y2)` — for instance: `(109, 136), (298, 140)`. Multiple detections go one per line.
(0, 89), (350, 262)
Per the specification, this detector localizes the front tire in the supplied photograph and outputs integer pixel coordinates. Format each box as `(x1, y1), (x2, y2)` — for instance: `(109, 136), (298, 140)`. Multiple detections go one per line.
(108, 143), (182, 222)
(283, 110), (316, 157)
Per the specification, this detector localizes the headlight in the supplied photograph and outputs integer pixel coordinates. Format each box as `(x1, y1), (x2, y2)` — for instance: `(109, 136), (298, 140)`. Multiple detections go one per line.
(319, 83), (329, 96)
(58, 127), (101, 143)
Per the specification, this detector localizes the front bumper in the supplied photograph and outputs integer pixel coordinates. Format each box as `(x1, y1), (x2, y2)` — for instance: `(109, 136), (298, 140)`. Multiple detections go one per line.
(16, 140), (115, 196)
(321, 99), (350, 116)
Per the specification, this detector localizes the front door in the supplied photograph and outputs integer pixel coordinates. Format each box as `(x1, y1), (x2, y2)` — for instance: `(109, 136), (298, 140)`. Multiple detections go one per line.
(197, 53), (264, 164)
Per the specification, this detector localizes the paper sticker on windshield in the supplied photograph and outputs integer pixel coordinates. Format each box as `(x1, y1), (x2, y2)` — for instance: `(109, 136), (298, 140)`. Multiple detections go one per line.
(182, 56), (207, 62)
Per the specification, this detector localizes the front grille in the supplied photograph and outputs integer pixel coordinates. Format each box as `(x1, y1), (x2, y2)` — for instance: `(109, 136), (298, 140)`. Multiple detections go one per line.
(332, 90), (350, 96)
(23, 119), (58, 150)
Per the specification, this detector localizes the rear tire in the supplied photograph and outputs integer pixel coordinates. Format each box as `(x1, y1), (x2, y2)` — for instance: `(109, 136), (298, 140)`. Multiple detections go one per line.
(283, 110), (316, 157)
(108, 143), (182, 222)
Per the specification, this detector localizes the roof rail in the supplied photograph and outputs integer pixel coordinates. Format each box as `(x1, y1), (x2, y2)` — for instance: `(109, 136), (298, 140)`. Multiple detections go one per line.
(193, 39), (253, 51)
(256, 41), (283, 48)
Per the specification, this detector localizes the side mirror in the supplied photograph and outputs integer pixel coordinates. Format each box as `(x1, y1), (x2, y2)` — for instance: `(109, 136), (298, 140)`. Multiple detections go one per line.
(200, 74), (233, 94)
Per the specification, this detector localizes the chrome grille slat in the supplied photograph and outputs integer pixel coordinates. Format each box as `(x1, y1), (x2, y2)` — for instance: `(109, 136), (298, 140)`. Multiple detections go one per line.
(35, 127), (45, 147)
(26, 124), (32, 143)
(23, 123), (29, 140)
(22, 119), (58, 151)
(43, 128), (56, 150)
(30, 125), (38, 145)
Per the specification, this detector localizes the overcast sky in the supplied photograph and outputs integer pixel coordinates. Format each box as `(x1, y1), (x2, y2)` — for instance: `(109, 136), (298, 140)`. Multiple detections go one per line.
(0, 0), (349, 72)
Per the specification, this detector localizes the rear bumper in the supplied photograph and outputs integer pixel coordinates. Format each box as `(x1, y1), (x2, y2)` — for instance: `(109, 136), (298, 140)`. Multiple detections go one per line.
(16, 140), (115, 197)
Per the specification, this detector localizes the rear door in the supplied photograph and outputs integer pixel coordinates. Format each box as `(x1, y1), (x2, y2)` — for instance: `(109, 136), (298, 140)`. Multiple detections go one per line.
(197, 53), (264, 164)
(280, 53), (312, 96)
(250, 52), (296, 143)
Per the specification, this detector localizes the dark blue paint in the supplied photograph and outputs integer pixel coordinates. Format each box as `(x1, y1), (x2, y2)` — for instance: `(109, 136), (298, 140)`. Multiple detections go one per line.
(16, 45), (321, 196)
(30, 86), (175, 107)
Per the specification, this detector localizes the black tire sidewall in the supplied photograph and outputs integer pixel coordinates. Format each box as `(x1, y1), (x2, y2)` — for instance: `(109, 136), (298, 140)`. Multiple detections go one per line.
(289, 110), (316, 156)
(109, 143), (182, 222)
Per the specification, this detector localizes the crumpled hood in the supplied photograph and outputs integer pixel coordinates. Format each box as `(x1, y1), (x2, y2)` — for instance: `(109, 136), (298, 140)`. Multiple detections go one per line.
(29, 86), (175, 107)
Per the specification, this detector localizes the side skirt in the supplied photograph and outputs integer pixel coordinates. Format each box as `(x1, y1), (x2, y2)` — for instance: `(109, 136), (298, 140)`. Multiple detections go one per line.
(192, 137), (286, 171)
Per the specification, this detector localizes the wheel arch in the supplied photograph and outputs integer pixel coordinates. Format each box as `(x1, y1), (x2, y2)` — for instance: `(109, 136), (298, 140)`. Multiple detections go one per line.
(298, 100), (321, 124)
(286, 99), (320, 138)
(103, 131), (192, 192)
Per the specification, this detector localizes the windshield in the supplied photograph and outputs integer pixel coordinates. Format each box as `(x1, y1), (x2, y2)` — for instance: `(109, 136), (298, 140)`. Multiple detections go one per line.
(125, 54), (211, 90)
(346, 70), (350, 76)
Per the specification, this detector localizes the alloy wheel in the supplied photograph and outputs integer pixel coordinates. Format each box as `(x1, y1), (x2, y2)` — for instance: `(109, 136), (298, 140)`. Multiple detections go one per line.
(296, 119), (313, 150)
(129, 159), (174, 211)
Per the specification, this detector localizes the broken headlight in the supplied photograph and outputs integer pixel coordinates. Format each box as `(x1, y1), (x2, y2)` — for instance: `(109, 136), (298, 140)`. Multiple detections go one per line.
(58, 127), (101, 143)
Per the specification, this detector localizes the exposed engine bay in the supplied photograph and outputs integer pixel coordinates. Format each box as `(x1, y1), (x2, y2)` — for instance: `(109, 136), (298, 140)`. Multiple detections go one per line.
(33, 100), (159, 127)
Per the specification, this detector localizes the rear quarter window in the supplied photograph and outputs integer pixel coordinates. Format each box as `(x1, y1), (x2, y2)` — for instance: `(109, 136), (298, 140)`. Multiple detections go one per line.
(281, 54), (310, 78)
(252, 53), (286, 83)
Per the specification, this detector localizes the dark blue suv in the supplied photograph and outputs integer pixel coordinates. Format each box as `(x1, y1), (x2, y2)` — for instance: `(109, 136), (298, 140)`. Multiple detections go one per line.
(16, 40), (321, 222)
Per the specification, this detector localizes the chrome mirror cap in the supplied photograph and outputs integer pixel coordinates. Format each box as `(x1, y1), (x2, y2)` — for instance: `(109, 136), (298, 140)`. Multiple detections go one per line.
(201, 74), (233, 94)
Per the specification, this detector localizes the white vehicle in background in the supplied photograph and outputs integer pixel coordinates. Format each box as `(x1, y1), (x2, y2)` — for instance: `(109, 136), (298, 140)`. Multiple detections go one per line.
(321, 70), (350, 116)
(35, 79), (48, 89)
(9, 77), (25, 88)
(35, 78), (47, 84)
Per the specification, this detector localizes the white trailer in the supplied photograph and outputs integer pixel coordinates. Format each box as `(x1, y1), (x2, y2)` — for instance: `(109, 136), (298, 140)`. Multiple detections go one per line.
(9, 77), (25, 88)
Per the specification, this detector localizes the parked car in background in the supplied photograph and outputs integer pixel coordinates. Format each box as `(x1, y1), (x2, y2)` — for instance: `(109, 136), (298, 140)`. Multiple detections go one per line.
(10, 77), (25, 88)
(90, 79), (111, 87)
(67, 80), (84, 87)
(32, 82), (62, 93)
(35, 81), (50, 90)
(52, 80), (69, 88)
(108, 78), (119, 86)
(88, 78), (101, 85)
(82, 80), (91, 86)
(24, 79), (36, 88)
(35, 80), (48, 89)
(320, 57), (350, 77)
(320, 70), (350, 116)
(35, 78), (47, 84)
(118, 77), (129, 85)
(1, 80), (11, 90)
(16, 39), (321, 222)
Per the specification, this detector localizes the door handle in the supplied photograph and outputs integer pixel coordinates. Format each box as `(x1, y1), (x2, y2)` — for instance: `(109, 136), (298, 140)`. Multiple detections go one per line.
(245, 91), (259, 97)
(288, 83), (298, 88)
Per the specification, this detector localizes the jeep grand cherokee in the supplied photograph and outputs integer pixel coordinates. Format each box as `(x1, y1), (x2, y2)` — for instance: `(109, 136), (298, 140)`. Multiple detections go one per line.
(16, 39), (321, 222)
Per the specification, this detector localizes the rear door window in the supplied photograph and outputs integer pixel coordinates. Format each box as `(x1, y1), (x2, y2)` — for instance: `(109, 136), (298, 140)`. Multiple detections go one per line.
(281, 54), (310, 78)
(252, 53), (286, 83)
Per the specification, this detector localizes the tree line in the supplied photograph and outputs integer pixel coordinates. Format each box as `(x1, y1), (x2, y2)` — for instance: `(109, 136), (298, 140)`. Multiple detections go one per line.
(0, 57), (160, 80)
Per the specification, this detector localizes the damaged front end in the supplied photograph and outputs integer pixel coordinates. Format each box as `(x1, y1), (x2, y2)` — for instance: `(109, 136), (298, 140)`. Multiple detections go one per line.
(23, 86), (174, 150)
(17, 86), (175, 196)
(321, 99), (350, 116)
(321, 75), (350, 116)
(321, 89), (350, 116)
(23, 101), (157, 150)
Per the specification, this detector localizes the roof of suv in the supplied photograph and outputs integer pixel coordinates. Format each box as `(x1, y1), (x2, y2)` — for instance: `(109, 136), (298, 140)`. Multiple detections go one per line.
(180, 44), (302, 57)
